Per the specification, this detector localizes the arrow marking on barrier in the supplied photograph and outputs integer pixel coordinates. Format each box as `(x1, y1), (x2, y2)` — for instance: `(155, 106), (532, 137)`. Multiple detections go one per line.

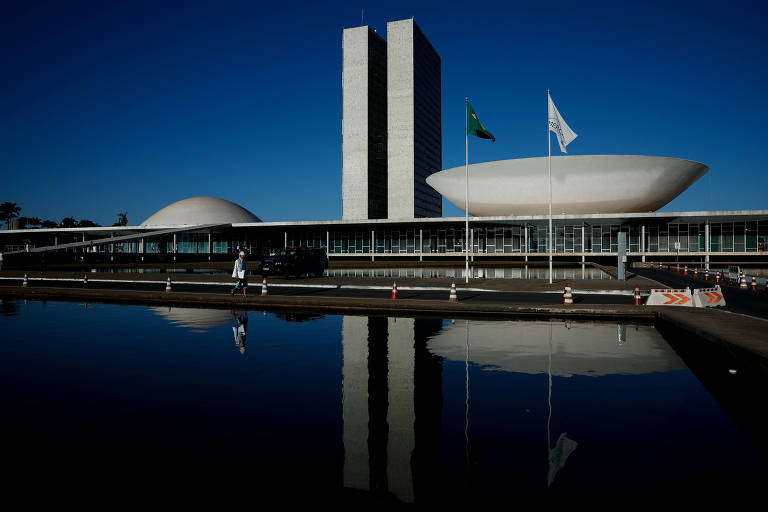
(662, 293), (691, 305)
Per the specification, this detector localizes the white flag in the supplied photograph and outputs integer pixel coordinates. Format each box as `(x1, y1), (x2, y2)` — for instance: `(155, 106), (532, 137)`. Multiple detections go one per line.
(548, 93), (578, 153)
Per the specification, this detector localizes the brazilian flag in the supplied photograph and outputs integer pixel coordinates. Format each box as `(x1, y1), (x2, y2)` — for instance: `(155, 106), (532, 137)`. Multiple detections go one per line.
(466, 101), (495, 142)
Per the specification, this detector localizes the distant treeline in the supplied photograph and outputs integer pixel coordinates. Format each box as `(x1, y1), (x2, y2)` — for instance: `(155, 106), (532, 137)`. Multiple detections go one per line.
(1, 202), (128, 229)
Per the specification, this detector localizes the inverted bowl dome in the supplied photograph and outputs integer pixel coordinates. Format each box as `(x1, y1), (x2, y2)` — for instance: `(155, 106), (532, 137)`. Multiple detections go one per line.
(426, 155), (708, 216)
(141, 196), (261, 226)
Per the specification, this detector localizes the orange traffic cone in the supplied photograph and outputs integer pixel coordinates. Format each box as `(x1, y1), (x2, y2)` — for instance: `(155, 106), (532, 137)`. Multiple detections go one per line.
(751, 276), (757, 292)
(22, 274), (28, 287)
(704, 269), (709, 281)
(391, 281), (399, 300)
(261, 277), (268, 296)
(739, 273), (748, 289)
(716, 271), (721, 284)
(449, 282), (458, 303)
(693, 267), (699, 278)
(633, 286), (642, 306)
(676, 264), (680, 274)
(684, 266), (688, 276)
(165, 277), (172, 292)
(562, 284), (573, 305)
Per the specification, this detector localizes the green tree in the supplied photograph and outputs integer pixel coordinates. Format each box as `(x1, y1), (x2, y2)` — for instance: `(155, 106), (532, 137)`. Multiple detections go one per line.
(0, 202), (21, 229)
(60, 217), (77, 228)
(26, 217), (41, 228)
(113, 212), (128, 227)
(77, 219), (100, 227)
(41, 220), (57, 228)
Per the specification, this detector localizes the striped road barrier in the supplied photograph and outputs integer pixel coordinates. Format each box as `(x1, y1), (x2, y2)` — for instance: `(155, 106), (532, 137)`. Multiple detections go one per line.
(692, 286), (726, 308)
(646, 288), (693, 307)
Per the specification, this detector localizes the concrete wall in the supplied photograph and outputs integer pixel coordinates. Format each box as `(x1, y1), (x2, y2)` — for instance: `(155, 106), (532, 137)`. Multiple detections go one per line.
(342, 27), (387, 220)
(387, 19), (442, 219)
(387, 20), (416, 219)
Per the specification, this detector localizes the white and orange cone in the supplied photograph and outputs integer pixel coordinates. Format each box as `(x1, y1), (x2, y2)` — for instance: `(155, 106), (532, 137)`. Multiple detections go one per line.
(165, 277), (172, 292)
(705, 269), (709, 281)
(751, 276), (757, 292)
(633, 286), (642, 306)
(449, 282), (458, 303)
(22, 274), (28, 287)
(562, 284), (573, 305)
(391, 281), (398, 300)
(716, 271), (721, 284)
(261, 277), (268, 296)
(693, 267), (699, 278)
(740, 273), (748, 289)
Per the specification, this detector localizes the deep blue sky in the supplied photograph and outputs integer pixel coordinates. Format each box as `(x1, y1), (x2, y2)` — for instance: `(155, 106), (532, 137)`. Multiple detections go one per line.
(1, 0), (766, 226)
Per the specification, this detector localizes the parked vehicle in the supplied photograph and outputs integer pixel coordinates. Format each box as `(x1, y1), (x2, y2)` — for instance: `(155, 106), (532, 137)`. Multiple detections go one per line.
(258, 247), (328, 278)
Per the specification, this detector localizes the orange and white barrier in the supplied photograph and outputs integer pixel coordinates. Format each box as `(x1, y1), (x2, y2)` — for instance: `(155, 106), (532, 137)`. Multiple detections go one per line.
(646, 288), (693, 307)
(692, 286), (726, 308)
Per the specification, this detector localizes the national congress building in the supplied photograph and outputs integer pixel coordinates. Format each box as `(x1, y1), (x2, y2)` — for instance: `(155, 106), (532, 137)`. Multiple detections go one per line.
(2, 19), (767, 266)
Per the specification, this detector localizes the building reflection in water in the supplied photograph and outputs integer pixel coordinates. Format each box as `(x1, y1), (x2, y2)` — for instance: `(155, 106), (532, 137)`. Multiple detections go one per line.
(342, 316), (443, 503)
(343, 317), (687, 501)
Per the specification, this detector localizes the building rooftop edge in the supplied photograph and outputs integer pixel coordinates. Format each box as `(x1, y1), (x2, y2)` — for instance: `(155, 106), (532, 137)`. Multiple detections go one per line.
(3, 209), (767, 235)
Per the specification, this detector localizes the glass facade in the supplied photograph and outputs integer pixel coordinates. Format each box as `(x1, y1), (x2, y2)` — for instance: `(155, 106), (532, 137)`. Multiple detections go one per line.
(6, 215), (768, 257)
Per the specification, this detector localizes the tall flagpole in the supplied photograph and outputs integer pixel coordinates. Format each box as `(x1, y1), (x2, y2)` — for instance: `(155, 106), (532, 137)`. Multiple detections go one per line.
(548, 90), (553, 285)
(465, 97), (470, 284)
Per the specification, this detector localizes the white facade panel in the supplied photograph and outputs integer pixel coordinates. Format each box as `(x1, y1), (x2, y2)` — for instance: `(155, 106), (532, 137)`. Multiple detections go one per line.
(342, 27), (370, 220)
(387, 19), (416, 219)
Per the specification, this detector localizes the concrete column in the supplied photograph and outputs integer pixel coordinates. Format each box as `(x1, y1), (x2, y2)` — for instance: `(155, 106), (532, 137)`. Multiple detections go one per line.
(470, 228), (474, 262)
(641, 225), (646, 262)
(524, 224), (529, 261)
(419, 229), (423, 262)
(371, 230), (375, 262)
(326, 231), (330, 254)
(284, 231), (288, 249)
(617, 232), (627, 280)
(208, 231), (212, 254)
(705, 220), (710, 269)
(54, 235), (58, 247)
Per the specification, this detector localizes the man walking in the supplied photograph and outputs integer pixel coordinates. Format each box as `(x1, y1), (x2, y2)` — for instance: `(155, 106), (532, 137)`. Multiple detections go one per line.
(231, 250), (248, 297)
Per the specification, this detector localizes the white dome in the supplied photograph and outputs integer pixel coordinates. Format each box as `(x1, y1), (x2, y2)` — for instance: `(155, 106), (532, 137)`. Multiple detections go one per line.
(141, 196), (261, 226)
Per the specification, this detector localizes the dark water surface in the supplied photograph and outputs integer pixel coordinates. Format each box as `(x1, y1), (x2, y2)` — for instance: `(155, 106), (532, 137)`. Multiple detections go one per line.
(1, 299), (765, 503)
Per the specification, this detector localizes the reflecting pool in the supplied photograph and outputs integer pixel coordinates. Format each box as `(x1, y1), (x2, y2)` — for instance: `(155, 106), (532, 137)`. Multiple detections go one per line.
(0, 300), (764, 503)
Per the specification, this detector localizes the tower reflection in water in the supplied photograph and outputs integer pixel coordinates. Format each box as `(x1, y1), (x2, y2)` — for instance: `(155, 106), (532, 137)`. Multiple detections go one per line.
(342, 316), (444, 502)
(342, 316), (685, 501)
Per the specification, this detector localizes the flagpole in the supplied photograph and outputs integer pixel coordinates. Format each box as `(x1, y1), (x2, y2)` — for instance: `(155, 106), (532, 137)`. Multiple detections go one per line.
(465, 97), (470, 284)
(548, 90), (553, 285)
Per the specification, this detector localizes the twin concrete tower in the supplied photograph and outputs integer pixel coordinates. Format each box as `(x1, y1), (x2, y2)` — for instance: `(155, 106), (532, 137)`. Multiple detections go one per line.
(342, 19), (442, 220)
